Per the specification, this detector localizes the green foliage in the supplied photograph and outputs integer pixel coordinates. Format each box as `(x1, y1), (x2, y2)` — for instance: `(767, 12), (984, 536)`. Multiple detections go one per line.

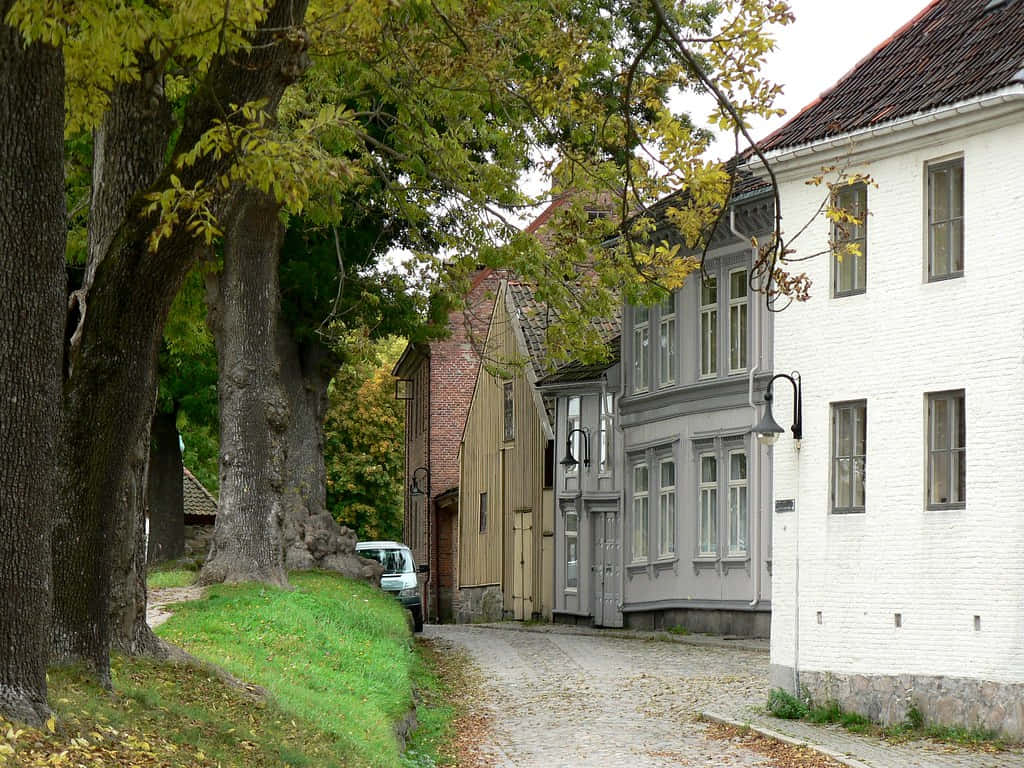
(156, 571), (417, 767)
(325, 337), (406, 541)
(159, 266), (220, 492)
(766, 688), (808, 720)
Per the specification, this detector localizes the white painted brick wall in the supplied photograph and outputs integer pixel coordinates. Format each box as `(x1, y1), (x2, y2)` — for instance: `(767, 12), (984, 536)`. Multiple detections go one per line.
(770, 114), (1024, 685)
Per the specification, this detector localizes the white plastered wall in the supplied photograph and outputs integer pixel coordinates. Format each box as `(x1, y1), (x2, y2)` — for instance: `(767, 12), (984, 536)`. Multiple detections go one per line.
(769, 112), (1024, 685)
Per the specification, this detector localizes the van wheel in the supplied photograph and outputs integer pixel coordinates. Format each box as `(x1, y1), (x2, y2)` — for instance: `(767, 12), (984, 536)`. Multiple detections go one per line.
(412, 606), (424, 633)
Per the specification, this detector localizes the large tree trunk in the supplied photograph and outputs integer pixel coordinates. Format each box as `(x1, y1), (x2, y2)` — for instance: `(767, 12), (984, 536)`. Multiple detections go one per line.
(278, 329), (379, 583)
(52, 57), (172, 676)
(53, 1), (311, 676)
(0, 0), (65, 726)
(147, 407), (185, 564)
(199, 193), (290, 588)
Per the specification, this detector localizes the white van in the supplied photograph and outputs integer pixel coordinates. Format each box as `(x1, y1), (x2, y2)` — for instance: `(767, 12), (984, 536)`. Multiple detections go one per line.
(355, 541), (426, 631)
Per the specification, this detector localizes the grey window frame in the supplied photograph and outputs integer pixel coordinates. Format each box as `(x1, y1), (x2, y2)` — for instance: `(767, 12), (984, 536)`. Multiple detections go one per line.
(699, 276), (718, 378)
(832, 183), (867, 297)
(926, 390), (966, 509)
(632, 306), (649, 393)
(479, 492), (488, 533)
(502, 380), (515, 442)
(630, 462), (650, 563)
(728, 268), (748, 374)
(598, 392), (613, 476)
(927, 158), (964, 282)
(658, 294), (677, 388)
(564, 507), (579, 590)
(831, 400), (867, 514)
(565, 395), (581, 479)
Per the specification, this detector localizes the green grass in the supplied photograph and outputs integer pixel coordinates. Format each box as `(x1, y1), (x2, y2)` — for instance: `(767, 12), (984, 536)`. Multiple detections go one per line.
(767, 689), (1012, 750)
(666, 625), (690, 636)
(3, 570), (457, 767)
(147, 568), (197, 588)
(157, 571), (418, 766)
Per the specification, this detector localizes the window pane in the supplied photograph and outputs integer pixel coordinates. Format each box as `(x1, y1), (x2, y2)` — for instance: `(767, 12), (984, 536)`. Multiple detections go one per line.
(566, 537), (578, 588)
(954, 395), (966, 449)
(660, 318), (676, 385)
(633, 497), (649, 558)
(933, 398), (949, 450)
(660, 295), (674, 315)
(660, 492), (675, 555)
(932, 222), (950, 276)
(932, 167), (950, 221)
(931, 451), (950, 504)
(701, 277), (717, 306)
(953, 449), (966, 504)
(951, 164), (964, 218)
(634, 464), (648, 492)
(565, 511), (578, 533)
(852, 456), (865, 507)
(661, 460), (675, 488)
(835, 458), (851, 510)
(730, 270), (747, 298)
(633, 305), (648, 324)
(701, 455), (717, 483)
(951, 219), (963, 273)
(708, 310), (717, 373)
(730, 451), (747, 481)
(854, 404), (866, 456)
(836, 406), (851, 456)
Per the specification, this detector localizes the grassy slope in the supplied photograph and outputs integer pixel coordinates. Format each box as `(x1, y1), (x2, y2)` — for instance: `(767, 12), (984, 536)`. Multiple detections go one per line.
(1, 571), (449, 768)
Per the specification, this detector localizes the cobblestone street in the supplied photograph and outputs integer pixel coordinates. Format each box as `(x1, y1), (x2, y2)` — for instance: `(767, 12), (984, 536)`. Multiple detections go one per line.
(426, 624), (1024, 768)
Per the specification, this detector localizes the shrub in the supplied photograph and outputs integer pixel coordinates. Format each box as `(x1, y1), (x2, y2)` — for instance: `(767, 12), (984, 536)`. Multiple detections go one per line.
(768, 688), (809, 720)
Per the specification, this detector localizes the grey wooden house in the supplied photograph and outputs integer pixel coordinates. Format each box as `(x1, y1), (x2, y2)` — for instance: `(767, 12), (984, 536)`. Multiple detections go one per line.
(543, 179), (776, 636)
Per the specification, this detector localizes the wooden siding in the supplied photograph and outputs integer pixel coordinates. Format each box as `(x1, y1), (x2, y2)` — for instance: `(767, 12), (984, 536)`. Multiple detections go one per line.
(459, 283), (551, 617)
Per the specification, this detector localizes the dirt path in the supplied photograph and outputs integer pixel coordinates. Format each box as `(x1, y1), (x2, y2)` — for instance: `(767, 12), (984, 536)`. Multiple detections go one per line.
(147, 585), (204, 628)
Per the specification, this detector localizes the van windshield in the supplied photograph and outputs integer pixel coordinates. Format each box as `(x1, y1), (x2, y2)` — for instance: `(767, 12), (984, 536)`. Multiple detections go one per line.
(358, 548), (414, 575)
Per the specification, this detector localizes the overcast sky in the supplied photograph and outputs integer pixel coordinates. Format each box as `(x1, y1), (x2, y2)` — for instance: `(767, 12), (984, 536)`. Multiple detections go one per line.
(703, 0), (932, 159)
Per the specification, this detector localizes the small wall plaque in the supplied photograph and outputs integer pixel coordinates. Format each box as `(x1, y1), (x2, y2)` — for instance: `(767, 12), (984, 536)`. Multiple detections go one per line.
(775, 498), (795, 513)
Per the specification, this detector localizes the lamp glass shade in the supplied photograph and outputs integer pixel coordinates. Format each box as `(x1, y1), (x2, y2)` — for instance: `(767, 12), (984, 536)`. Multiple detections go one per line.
(754, 403), (784, 445)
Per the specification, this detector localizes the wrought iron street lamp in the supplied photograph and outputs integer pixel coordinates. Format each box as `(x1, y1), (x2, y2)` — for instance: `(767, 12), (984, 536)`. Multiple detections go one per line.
(559, 428), (591, 469)
(410, 466), (430, 496)
(754, 372), (802, 446)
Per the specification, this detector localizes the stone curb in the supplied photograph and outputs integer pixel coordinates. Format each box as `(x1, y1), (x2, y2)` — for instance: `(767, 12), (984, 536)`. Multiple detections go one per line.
(461, 620), (769, 653)
(699, 711), (876, 768)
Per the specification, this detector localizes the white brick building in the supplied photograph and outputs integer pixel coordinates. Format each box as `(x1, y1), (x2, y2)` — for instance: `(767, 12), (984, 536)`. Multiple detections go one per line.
(756, 0), (1024, 738)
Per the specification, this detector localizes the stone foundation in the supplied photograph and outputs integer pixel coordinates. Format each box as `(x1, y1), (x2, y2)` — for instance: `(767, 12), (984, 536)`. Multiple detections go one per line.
(625, 607), (770, 638)
(455, 585), (504, 624)
(771, 664), (1024, 740)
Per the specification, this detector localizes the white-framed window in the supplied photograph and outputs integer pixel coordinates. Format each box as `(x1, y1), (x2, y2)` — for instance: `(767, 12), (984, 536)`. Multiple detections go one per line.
(728, 269), (748, 374)
(658, 294), (676, 387)
(631, 463), (649, 561)
(927, 158), (964, 281)
(927, 390), (965, 508)
(700, 277), (718, 378)
(502, 380), (515, 442)
(632, 306), (649, 393)
(658, 458), (676, 557)
(831, 400), (866, 514)
(698, 453), (718, 556)
(565, 508), (579, 590)
(566, 395), (581, 477)
(727, 450), (748, 555)
(832, 183), (867, 297)
(599, 392), (613, 475)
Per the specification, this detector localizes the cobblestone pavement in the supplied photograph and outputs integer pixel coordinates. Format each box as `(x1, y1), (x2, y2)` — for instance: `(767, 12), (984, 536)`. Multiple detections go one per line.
(426, 623), (1024, 768)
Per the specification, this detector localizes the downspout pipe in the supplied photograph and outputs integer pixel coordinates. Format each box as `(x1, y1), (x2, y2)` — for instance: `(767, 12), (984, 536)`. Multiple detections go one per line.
(731, 206), (763, 610)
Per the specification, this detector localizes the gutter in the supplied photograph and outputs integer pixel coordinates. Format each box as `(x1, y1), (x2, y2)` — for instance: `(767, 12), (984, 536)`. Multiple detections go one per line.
(732, 207), (763, 611)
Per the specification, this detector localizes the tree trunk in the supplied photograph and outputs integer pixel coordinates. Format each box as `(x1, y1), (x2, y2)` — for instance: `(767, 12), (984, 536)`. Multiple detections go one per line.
(53, 57), (172, 676)
(52, 0), (311, 676)
(108, 399), (165, 657)
(147, 407), (185, 564)
(277, 329), (379, 583)
(0, 1), (65, 725)
(199, 192), (290, 588)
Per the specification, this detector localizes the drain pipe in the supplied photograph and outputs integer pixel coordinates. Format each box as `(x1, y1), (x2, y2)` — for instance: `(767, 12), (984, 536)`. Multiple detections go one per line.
(730, 207), (764, 610)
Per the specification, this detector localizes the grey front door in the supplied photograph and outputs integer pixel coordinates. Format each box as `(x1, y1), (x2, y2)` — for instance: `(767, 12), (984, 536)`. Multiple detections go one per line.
(591, 509), (622, 627)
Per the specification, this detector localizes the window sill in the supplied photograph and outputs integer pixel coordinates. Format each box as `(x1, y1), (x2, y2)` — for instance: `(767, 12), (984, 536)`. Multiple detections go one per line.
(626, 560), (649, 572)
(653, 555), (677, 569)
(926, 502), (965, 511)
(832, 289), (866, 299)
(926, 271), (964, 283)
(831, 508), (866, 515)
(692, 556), (718, 569)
